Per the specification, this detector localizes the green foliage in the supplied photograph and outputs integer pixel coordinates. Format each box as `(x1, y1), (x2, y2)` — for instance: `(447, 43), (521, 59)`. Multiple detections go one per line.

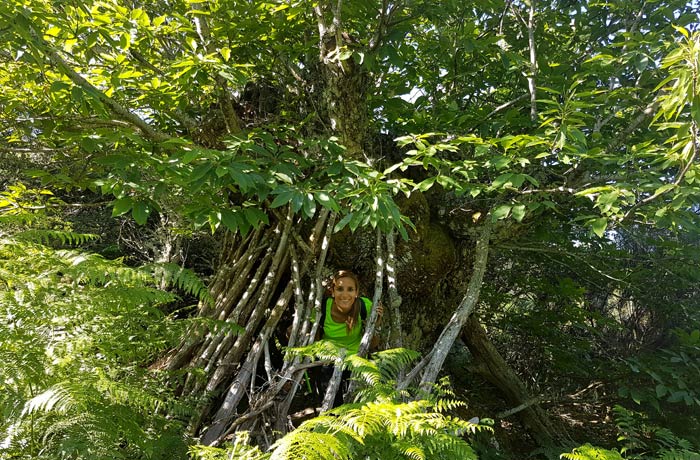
(614, 405), (700, 459)
(2, 0), (700, 457)
(560, 443), (624, 460)
(260, 374), (487, 460)
(560, 406), (700, 460)
(0, 209), (201, 459)
(267, 382), (487, 460)
(620, 329), (700, 411)
(196, 347), (488, 460)
(0, 183), (75, 233)
(0, 0), (414, 238)
(189, 432), (268, 460)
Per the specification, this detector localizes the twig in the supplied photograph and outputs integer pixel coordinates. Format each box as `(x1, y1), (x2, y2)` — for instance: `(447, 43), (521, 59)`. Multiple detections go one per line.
(497, 396), (542, 418)
(497, 244), (627, 284)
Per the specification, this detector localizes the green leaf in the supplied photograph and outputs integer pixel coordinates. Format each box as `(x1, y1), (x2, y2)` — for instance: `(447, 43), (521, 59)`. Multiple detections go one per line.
(334, 213), (353, 232)
(220, 46), (231, 61)
(190, 163), (213, 182)
(220, 208), (240, 232)
(270, 187), (294, 208)
(112, 197), (133, 217)
(132, 201), (151, 225)
(672, 24), (689, 38)
(512, 204), (526, 222)
(654, 183), (677, 196)
(590, 217), (607, 238)
(492, 204), (511, 220)
(315, 191), (340, 212)
(691, 94), (700, 124)
(416, 177), (436, 192)
(243, 207), (269, 228)
(656, 384), (668, 398)
(302, 193), (316, 218)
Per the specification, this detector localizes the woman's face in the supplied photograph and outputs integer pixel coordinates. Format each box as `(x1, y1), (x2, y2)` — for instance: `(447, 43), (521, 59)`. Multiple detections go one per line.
(332, 276), (357, 314)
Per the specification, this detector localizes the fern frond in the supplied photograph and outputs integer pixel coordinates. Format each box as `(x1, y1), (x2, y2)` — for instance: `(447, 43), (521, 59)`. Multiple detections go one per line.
(270, 430), (352, 460)
(424, 432), (477, 459)
(190, 441), (270, 460)
(353, 382), (411, 404)
(286, 340), (347, 363)
(434, 398), (466, 413)
(13, 229), (100, 246)
(396, 442), (426, 460)
(22, 383), (77, 416)
(146, 262), (214, 306)
(658, 449), (700, 460)
(326, 407), (386, 438)
(371, 348), (420, 381)
(560, 443), (624, 460)
(94, 371), (193, 417)
(346, 354), (382, 387)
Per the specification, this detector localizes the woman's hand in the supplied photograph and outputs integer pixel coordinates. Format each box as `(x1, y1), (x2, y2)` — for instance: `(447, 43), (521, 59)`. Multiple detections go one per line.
(375, 301), (384, 320)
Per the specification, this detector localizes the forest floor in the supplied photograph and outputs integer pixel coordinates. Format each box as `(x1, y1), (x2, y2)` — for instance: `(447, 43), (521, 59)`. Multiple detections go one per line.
(455, 379), (621, 459)
(282, 373), (621, 459)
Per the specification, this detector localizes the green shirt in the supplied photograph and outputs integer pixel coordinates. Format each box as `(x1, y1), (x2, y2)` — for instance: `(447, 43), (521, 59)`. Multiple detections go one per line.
(322, 297), (372, 356)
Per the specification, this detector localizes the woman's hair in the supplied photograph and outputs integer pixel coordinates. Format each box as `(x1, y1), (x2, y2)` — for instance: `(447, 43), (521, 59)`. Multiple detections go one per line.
(330, 270), (362, 333)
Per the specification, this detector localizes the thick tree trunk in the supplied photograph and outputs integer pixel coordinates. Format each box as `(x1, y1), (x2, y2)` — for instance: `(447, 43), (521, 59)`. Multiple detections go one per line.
(315, 2), (369, 159)
(405, 218), (492, 392)
(462, 315), (571, 447)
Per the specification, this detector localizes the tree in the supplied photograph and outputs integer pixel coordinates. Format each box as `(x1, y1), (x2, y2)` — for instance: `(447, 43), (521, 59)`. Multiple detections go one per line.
(2, 0), (699, 455)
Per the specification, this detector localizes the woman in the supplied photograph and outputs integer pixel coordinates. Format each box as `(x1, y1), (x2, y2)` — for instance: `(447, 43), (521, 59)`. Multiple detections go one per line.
(318, 270), (382, 355)
(315, 270), (383, 406)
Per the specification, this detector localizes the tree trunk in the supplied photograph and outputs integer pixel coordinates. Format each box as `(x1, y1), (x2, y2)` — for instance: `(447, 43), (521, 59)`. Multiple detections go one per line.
(461, 315), (571, 447)
(403, 217), (492, 392)
(167, 1), (378, 444)
(314, 1), (369, 159)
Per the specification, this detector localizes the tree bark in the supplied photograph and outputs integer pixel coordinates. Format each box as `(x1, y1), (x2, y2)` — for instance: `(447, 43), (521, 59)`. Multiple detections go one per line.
(386, 230), (403, 350)
(462, 315), (571, 446)
(413, 218), (492, 392)
(314, 1), (369, 159)
(527, 0), (538, 122)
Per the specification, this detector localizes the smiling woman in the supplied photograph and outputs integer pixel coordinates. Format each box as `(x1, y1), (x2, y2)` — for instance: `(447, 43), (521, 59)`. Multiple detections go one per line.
(320, 270), (381, 356)
(312, 270), (380, 408)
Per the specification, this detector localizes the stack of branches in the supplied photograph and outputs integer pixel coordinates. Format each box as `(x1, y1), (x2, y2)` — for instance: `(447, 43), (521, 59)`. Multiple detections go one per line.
(163, 208), (337, 445)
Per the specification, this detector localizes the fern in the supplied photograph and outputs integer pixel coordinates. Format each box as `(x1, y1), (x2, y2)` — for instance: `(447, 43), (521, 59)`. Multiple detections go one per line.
(371, 348), (421, 381)
(22, 383), (77, 416)
(264, 390), (487, 460)
(0, 232), (194, 459)
(270, 431), (353, 460)
(560, 444), (624, 460)
(614, 405), (700, 459)
(13, 229), (101, 246)
(285, 339), (349, 364)
(192, 350), (488, 460)
(657, 450), (700, 460)
(190, 435), (270, 460)
(146, 262), (214, 306)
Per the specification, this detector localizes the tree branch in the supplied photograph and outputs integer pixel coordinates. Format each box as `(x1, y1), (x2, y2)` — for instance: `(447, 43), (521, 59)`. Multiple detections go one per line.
(416, 217), (492, 392)
(25, 23), (171, 143)
(496, 243), (627, 284)
(190, 4), (243, 134)
(604, 100), (660, 153)
(526, 0), (537, 122)
(623, 120), (698, 221)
